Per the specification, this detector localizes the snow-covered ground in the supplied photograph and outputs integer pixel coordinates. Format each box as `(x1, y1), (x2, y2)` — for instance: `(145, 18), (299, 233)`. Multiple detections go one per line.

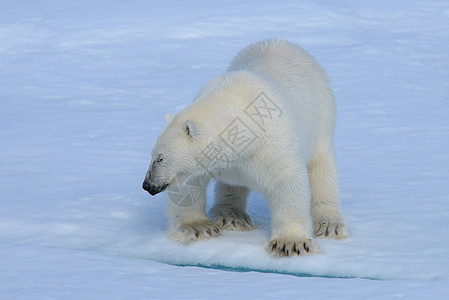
(1, 0), (449, 298)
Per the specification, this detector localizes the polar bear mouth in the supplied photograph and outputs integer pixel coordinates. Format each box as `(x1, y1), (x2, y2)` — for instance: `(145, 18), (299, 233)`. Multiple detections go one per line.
(142, 181), (168, 196)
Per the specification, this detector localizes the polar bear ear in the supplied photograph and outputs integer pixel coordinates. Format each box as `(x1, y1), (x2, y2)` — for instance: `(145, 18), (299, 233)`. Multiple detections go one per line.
(183, 120), (198, 137)
(164, 114), (173, 123)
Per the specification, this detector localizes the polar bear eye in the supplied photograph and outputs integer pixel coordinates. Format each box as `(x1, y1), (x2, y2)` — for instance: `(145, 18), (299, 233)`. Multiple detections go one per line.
(155, 154), (164, 163)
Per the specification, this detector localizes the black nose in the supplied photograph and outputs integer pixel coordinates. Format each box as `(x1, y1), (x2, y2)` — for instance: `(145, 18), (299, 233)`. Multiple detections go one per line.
(142, 180), (168, 196)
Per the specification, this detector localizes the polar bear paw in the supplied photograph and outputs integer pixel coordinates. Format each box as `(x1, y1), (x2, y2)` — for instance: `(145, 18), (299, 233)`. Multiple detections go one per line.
(169, 220), (220, 244)
(313, 219), (349, 240)
(211, 207), (253, 231)
(266, 238), (321, 257)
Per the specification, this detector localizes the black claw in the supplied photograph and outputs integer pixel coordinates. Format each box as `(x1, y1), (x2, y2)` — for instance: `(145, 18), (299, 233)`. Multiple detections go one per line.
(304, 242), (310, 253)
(271, 242), (277, 251)
(195, 231), (199, 238)
(207, 229), (211, 235)
(335, 225), (339, 235)
(325, 226), (329, 236)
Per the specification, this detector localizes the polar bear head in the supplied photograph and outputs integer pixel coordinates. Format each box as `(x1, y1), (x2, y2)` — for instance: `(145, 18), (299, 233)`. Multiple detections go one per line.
(142, 96), (239, 196)
(142, 72), (264, 196)
(142, 112), (210, 195)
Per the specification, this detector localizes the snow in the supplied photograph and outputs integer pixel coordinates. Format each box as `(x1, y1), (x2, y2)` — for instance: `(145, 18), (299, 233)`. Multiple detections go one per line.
(1, 0), (449, 298)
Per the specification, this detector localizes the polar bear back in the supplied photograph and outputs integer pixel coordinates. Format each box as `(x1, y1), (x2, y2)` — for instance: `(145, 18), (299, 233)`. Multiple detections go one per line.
(228, 38), (336, 150)
(227, 38), (328, 88)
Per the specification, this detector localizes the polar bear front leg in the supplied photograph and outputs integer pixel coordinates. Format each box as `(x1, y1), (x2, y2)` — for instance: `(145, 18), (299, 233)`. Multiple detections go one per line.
(308, 148), (349, 240)
(166, 176), (220, 244)
(210, 181), (253, 231)
(265, 171), (320, 256)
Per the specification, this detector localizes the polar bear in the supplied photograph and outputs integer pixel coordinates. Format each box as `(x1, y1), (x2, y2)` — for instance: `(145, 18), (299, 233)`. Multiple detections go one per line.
(143, 38), (349, 256)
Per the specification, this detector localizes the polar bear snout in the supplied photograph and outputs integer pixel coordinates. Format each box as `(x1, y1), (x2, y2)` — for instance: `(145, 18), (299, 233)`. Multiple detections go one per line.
(142, 168), (168, 195)
(142, 157), (169, 196)
(142, 178), (168, 196)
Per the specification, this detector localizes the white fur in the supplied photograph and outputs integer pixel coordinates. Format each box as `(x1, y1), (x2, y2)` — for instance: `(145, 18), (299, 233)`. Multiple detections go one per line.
(144, 38), (349, 256)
